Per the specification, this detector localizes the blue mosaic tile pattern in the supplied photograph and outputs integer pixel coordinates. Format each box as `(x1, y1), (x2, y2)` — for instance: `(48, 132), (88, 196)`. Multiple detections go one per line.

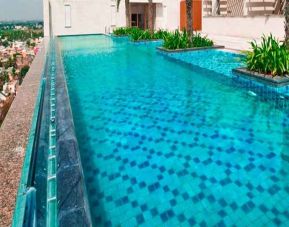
(160, 49), (289, 98)
(59, 35), (289, 227)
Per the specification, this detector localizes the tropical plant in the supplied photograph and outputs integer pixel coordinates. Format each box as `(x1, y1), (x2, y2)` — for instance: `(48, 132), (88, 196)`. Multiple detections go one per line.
(163, 30), (213, 50)
(153, 29), (170, 39)
(148, 0), (154, 33)
(129, 28), (169, 41)
(185, 0), (193, 38)
(130, 28), (148, 41)
(113, 27), (169, 40)
(113, 27), (134, 36)
(245, 34), (289, 76)
(192, 33), (214, 47)
(285, 0), (289, 47)
(163, 30), (191, 49)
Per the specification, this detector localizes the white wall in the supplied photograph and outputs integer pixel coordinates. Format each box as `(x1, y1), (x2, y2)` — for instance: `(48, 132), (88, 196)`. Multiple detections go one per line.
(164, 0), (180, 31)
(44, 0), (182, 37)
(202, 16), (285, 39)
(155, 3), (164, 29)
(44, 0), (127, 36)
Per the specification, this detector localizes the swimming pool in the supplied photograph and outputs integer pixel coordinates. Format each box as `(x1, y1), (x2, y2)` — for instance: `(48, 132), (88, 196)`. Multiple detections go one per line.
(59, 35), (289, 226)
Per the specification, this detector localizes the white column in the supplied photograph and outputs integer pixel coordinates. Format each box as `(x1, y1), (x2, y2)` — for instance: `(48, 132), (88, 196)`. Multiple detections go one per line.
(43, 0), (50, 37)
(211, 0), (218, 16)
(110, 0), (116, 32)
(243, 0), (248, 16)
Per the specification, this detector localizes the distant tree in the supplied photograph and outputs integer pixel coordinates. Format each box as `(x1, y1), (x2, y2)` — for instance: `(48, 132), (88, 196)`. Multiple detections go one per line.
(3, 72), (9, 83)
(8, 57), (14, 67)
(19, 65), (30, 85)
(2, 40), (9, 48)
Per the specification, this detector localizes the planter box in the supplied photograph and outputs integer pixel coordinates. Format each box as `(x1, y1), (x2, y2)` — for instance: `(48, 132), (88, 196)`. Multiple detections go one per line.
(110, 34), (129, 37)
(233, 68), (289, 87)
(132, 39), (163, 43)
(157, 45), (225, 53)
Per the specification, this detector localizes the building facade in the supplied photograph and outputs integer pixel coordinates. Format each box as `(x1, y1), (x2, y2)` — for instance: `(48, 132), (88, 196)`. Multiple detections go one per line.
(44, 0), (285, 40)
(43, 0), (182, 37)
(202, 0), (285, 39)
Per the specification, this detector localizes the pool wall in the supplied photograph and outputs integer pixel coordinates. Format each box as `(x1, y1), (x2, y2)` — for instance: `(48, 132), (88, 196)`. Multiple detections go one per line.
(7, 38), (92, 227)
(55, 39), (92, 226)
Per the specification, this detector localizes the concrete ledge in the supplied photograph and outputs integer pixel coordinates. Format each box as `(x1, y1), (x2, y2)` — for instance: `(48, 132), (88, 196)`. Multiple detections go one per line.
(110, 34), (129, 38)
(0, 40), (48, 227)
(132, 39), (163, 43)
(233, 67), (289, 87)
(157, 45), (225, 53)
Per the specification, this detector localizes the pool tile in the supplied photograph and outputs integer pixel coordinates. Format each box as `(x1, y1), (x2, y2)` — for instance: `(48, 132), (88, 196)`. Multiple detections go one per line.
(61, 36), (289, 227)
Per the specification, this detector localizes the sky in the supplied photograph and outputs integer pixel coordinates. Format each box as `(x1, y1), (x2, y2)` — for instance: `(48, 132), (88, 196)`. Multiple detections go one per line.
(0, 0), (43, 21)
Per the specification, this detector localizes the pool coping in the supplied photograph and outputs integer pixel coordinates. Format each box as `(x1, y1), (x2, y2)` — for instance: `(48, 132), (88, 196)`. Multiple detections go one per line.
(110, 34), (129, 38)
(132, 39), (163, 43)
(233, 67), (289, 87)
(157, 45), (225, 53)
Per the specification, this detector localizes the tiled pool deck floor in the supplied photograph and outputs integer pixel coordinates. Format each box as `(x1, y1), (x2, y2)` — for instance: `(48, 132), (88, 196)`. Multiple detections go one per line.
(60, 36), (289, 227)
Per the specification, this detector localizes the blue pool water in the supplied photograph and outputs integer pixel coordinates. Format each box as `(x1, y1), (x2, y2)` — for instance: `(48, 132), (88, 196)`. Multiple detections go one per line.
(59, 35), (289, 227)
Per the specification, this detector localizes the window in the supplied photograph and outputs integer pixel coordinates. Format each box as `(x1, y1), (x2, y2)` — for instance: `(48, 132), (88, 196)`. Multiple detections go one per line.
(131, 14), (144, 29)
(65, 5), (71, 28)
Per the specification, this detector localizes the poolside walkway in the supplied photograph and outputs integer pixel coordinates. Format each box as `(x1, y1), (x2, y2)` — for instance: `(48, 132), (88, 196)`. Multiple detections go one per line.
(0, 42), (47, 227)
(202, 33), (263, 51)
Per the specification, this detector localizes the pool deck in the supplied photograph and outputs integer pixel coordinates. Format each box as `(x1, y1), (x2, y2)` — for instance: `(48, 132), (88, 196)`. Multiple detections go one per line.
(0, 41), (47, 227)
(202, 33), (262, 51)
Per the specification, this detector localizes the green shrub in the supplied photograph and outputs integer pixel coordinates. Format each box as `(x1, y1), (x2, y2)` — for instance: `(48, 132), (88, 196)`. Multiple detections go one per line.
(130, 28), (169, 41)
(246, 35), (289, 76)
(153, 29), (170, 40)
(130, 28), (148, 41)
(112, 27), (169, 41)
(192, 33), (214, 47)
(163, 31), (213, 50)
(112, 27), (135, 36)
(163, 30), (191, 49)
(19, 65), (30, 85)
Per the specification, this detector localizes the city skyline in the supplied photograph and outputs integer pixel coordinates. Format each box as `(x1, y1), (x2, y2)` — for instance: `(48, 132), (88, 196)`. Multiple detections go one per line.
(0, 0), (42, 22)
